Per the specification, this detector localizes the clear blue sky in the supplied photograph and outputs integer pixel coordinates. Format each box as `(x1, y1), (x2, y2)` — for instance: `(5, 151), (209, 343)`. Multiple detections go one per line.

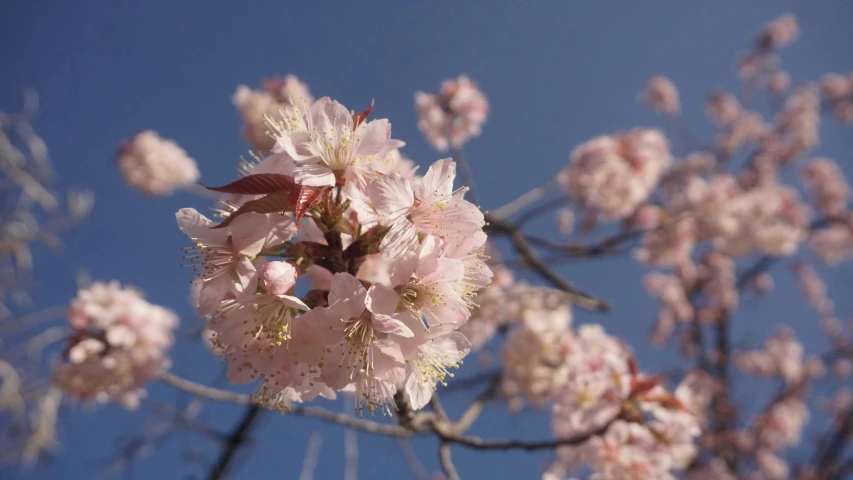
(2, 1), (853, 478)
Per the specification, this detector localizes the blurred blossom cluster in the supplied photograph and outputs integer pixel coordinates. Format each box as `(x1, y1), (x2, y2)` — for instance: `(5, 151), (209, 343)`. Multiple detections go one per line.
(117, 130), (200, 196)
(415, 75), (489, 151)
(232, 75), (314, 153)
(54, 281), (178, 409)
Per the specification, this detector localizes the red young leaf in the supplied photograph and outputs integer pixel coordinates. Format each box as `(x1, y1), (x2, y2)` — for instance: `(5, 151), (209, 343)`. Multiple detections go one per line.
(630, 374), (664, 396)
(213, 192), (292, 229)
(289, 185), (332, 224)
(627, 355), (639, 377)
(203, 174), (296, 195)
(352, 99), (375, 129)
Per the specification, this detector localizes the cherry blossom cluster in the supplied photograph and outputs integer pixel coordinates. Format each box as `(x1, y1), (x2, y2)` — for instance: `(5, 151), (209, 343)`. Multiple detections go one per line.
(232, 75), (314, 153)
(558, 128), (671, 221)
(117, 130), (200, 196)
(738, 14), (797, 95)
(732, 328), (819, 479)
(54, 280), (178, 409)
(821, 71), (853, 123)
(641, 76), (681, 117)
(177, 94), (490, 414)
(415, 75), (489, 151)
(459, 272), (701, 478)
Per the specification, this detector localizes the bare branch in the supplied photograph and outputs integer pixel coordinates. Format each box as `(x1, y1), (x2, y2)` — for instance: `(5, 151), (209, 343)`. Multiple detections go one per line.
(439, 442), (460, 480)
(206, 405), (263, 480)
(485, 214), (610, 311)
(298, 432), (323, 480)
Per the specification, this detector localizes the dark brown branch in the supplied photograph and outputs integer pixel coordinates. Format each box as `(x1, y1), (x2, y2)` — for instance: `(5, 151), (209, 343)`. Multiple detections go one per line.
(439, 420), (614, 451)
(485, 214), (609, 312)
(525, 229), (642, 258)
(206, 405), (263, 480)
(814, 405), (853, 480)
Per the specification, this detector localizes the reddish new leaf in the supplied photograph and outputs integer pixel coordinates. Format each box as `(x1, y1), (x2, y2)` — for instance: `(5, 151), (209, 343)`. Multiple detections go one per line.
(289, 185), (332, 224)
(352, 99), (375, 129)
(627, 355), (639, 377)
(630, 374), (664, 396)
(204, 174), (296, 195)
(213, 192), (292, 229)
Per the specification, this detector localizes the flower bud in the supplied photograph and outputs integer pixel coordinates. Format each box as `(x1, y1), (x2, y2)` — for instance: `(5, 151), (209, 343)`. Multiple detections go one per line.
(262, 261), (298, 295)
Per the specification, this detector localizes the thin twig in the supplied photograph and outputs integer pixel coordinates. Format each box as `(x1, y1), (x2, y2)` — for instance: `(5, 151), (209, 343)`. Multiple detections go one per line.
(344, 427), (358, 480)
(158, 371), (411, 437)
(490, 178), (558, 220)
(396, 438), (430, 480)
(454, 373), (501, 432)
(439, 420), (614, 451)
(439, 442), (460, 480)
(298, 432), (323, 480)
(485, 214), (609, 312)
(157, 371), (251, 405)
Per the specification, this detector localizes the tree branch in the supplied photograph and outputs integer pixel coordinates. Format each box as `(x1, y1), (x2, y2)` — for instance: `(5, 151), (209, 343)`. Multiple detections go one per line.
(485, 214), (609, 312)
(206, 405), (262, 480)
(439, 441), (460, 480)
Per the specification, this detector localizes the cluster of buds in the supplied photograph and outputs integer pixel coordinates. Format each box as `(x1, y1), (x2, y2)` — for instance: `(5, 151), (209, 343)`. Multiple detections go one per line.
(178, 96), (490, 414)
(54, 281), (178, 409)
(415, 75), (489, 151)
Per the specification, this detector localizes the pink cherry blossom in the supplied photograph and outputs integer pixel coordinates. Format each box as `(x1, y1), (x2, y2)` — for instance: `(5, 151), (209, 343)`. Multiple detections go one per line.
(756, 14), (799, 51)
(232, 75), (314, 152)
(176, 208), (296, 316)
(559, 129), (671, 220)
(801, 158), (850, 218)
(706, 90), (742, 126)
(261, 261), (298, 295)
(415, 75), (488, 151)
(54, 281), (178, 409)
(363, 159), (485, 258)
(269, 97), (404, 187)
(117, 130), (200, 196)
(642, 76), (681, 116)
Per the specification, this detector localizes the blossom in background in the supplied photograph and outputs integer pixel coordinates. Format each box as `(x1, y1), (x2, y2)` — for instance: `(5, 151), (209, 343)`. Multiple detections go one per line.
(820, 72), (853, 123)
(54, 281), (178, 409)
(232, 74), (314, 152)
(415, 75), (488, 151)
(117, 130), (200, 196)
(801, 157), (851, 218)
(641, 76), (681, 116)
(559, 128), (671, 220)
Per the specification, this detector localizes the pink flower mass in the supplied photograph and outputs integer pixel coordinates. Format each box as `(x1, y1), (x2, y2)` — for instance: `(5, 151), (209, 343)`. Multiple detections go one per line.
(415, 75), (489, 151)
(54, 281), (178, 409)
(116, 130), (200, 196)
(172, 96), (492, 415)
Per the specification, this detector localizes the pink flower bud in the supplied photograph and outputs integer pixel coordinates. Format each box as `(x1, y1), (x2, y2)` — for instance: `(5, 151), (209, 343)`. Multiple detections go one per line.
(262, 261), (298, 295)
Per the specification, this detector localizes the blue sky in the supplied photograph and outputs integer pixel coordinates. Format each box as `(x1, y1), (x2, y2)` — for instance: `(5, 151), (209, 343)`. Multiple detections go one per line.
(2, 1), (853, 478)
